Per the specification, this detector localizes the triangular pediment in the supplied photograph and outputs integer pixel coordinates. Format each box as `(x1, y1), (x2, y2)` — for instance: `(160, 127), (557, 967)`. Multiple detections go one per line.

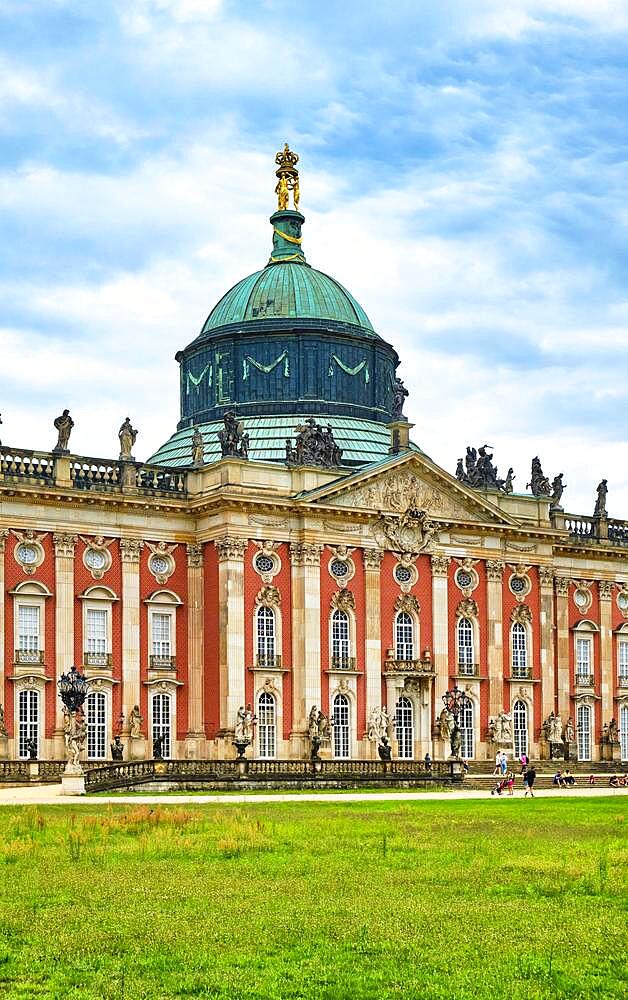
(299, 451), (519, 527)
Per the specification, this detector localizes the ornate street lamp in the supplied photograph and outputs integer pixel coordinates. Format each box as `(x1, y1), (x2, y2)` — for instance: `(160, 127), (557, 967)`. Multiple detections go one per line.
(58, 666), (89, 793)
(441, 685), (471, 759)
(58, 665), (89, 714)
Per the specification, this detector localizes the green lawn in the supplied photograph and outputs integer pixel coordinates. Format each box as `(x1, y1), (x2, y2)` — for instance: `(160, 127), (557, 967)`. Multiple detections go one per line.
(0, 799), (625, 999)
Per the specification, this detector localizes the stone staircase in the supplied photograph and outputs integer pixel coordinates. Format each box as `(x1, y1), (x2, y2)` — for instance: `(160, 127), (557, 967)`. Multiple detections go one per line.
(463, 760), (626, 791)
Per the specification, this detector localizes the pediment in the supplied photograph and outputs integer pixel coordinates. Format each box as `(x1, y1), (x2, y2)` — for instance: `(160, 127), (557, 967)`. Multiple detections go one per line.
(300, 452), (518, 527)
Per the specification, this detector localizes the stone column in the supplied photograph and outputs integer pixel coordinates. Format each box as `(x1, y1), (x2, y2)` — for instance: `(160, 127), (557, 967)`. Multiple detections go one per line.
(0, 530), (8, 758)
(431, 554), (451, 758)
(599, 580), (613, 744)
(120, 539), (144, 756)
(216, 536), (247, 739)
(363, 548), (384, 751)
(486, 560), (505, 720)
(289, 542), (323, 755)
(555, 576), (571, 722)
(538, 566), (556, 732)
(53, 533), (77, 753)
(185, 543), (205, 756)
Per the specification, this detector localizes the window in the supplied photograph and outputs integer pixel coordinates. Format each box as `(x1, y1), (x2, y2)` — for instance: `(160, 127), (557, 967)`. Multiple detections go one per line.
(619, 640), (628, 683)
(511, 623), (528, 678)
(460, 701), (474, 759)
(620, 704), (628, 762)
(395, 612), (414, 661)
(256, 606), (276, 665)
(331, 609), (351, 668)
(151, 613), (172, 658)
(18, 689), (39, 759)
(577, 704), (591, 761)
(86, 609), (107, 656)
(513, 699), (528, 759)
(576, 637), (592, 680)
(332, 694), (350, 758)
(457, 617), (474, 672)
(18, 605), (40, 653)
(152, 693), (171, 758)
(257, 692), (276, 758)
(395, 696), (414, 759)
(86, 691), (107, 759)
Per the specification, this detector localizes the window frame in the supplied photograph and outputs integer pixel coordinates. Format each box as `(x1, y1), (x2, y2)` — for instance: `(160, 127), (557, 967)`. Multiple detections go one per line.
(395, 695), (414, 759)
(394, 611), (415, 661)
(332, 693), (351, 758)
(257, 691), (277, 759)
(86, 690), (108, 760)
(17, 688), (40, 759)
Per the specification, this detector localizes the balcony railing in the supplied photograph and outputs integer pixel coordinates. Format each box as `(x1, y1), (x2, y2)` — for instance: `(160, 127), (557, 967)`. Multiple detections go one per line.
(457, 662), (480, 677)
(1, 448), (55, 484)
(15, 649), (44, 664)
(256, 653), (282, 668)
(575, 673), (595, 687)
(511, 666), (532, 680)
(83, 652), (113, 668)
(330, 655), (356, 670)
(385, 657), (434, 674)
(618, 674), (628, 688)
(149, 655), (176, 670)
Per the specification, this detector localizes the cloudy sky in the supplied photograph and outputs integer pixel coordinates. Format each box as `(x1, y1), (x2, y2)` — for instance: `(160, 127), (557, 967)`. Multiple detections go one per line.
(1, 0), (626, 515)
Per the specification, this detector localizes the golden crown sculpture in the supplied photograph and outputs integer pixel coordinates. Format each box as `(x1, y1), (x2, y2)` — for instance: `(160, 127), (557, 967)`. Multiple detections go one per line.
(275, 143), (300, 212)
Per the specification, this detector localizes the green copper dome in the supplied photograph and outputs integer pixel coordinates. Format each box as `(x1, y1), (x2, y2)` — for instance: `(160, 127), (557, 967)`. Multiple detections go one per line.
(201, 261), (374, 335)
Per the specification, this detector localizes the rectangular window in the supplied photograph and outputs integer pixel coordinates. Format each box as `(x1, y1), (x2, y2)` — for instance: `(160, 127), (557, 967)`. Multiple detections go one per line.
(18, 605), (40, 653)
(151, 613), (172, 658)
(86, 608), (107, 656)
(619, 640), (628, 682)
(576, 638), (592, 679)
(87, 691), (107, 759)
(18, 689), (39, 759)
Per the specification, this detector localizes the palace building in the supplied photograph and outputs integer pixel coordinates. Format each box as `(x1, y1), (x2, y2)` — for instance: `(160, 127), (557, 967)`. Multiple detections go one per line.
(1, 147), (628, 767)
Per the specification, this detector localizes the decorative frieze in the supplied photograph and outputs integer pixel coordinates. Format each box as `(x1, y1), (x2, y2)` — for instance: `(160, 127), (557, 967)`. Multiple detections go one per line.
(186, 543), (203, 568)
(256, 585), (281, 608)
(394, 593), (420, 615)
(215, 536), (247, 561)
(486, 559), (505, 581)
(456, 598), (479, 619)
(430, 554), (451, 578)
(331, 589), (356, 613)
(363, 547), (384, 570)
(120, 538), (144, 563)
(289, 542), (323, 566)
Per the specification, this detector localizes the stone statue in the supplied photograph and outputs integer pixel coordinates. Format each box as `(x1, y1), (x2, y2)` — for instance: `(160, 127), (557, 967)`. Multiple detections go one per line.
(129, 704), (143, 738)
(377, 734), (392, 761)
(501, 468), (515, 494)
(594, 479), (608, 518)
(391, 377), (409, 420)
(527, 457), (552, 498)
(110, 735), (124, 761)
(0, 704), (7, 738)
(543, 711), (563, 756)
(367, 706), (391, 745)
(438, 708), (452, 742)
(492, 711), (512, 743)
(63, 707), (87, 768)
(118, 417), (138, 461)
(286, 417), (343, 468)
(607, 717), (619, 744)
(24, 737), (37, 760)
(456, 444), (511, 492)
(53, 409), (74, 453)
(235, 704), (255, 743)
(551, 473), (565, 507)
(218, 411), (248, 459)
(308, 705), (319, 741)
(153, 734), (164, 760)
(191, 427), (204, 467)
(450, 723), (462, 758)
(455, 458), (465, 482)
(564, 716), (575, 744)
(317, 711), (331, 741)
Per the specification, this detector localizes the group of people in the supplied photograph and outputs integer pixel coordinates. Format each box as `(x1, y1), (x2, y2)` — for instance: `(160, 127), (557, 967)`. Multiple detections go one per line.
(491, 752), (537, 796)
(552, 769), (576, 787)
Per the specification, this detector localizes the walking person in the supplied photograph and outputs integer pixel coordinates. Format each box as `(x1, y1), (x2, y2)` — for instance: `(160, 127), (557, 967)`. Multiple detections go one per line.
(493, 749), (501, 775)
(500, 751), (508, 776)
(524, 764), (536, 797)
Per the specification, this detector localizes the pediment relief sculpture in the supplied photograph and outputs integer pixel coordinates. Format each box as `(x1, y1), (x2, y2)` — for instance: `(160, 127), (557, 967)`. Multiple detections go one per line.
(328, 470), (472, 520)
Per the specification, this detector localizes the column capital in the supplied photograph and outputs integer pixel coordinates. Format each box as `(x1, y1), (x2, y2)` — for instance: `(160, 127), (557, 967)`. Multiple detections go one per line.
(186, 543), (204, 568)
(430, 554), (451, 578)
(363, 547), (384, 570)
(554, 575), (570, 597)
(120, 538), (144, 563)
(53, 532), (77, 558)
(290, 542), (323, 567)
(215, 536), (247, 561)
(0, 529), (8, 554)
(538, 565), (554, 589)
(598, 580), (614, 601)
(485, 559), (505, 581)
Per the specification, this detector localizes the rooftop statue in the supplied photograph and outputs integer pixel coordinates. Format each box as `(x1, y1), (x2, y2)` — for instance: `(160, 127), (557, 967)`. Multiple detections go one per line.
(391, 377), (409, 420)
(455, 443), (512, 492)
(527, 456), (552, 497)
(275, 143), (300, 212)
(218, 411), (249, 459)
(594, 479), (608, 518)
(118, 417), (138, 461)
(191, 426), (205, 468)
(53, 409), (74, 453)
(285, 417), (343, 468)
(551, 473), (566, 507)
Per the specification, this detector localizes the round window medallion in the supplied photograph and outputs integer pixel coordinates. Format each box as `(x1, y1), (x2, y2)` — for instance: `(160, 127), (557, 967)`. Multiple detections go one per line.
(330, 559), (349, 578)
(574, 589), (589, 609)
(618, 593), (628, 612)
(17, 543), (38, 565)
(85, 549), (106, 570)
(456, 570), (473, 589)
(255, 554), (275, 575)
(511, 576), (527, 594)
(395, 565), (413, 584)
(150, 555), (171, 576)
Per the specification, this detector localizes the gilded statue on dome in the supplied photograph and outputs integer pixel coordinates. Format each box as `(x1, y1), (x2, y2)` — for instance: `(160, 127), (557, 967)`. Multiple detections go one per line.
(275, 143), (300, 211)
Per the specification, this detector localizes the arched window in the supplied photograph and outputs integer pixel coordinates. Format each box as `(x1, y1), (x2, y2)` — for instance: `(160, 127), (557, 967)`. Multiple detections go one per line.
(18, 689), (39, 759)
(86, 691), (107, 760)
(620, 704), (628, 762)
(577, 704), (591, 761)
(395, 612), (414, 661)
(332, 693), (350, 758)
(257, 691), (276, 758)
(511, 623), (528, 678)
(152, 692), (172, 759)
(256, 606), (276, 666)
(460, 700), (474, 759)
(331, 609), (351, 669)
(512, 699), (528, 759)
(457, 618), (474, 673)
(395, 696), (414, 759)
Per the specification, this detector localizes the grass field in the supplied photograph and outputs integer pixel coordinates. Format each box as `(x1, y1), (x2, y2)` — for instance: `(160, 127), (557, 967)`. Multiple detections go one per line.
(0, 798), (625, 999)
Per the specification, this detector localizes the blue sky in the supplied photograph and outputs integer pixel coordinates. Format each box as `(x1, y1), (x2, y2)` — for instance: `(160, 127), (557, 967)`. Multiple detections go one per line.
(1, 0), (626, 514)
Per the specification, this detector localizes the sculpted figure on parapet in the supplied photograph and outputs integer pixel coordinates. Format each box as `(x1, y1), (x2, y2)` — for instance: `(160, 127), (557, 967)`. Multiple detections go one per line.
(455, 444), (512, 492)
(218, 411), (249, 459)
(285, 417), (342, 468)
(594, 479), (608, 518)
(53, 409), (74, 453)
(119, 417), (138, 460)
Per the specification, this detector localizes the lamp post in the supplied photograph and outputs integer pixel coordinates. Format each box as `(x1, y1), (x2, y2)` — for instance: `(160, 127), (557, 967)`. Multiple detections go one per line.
(58, 665), (89, 795)
(441, 685), (471, 759)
